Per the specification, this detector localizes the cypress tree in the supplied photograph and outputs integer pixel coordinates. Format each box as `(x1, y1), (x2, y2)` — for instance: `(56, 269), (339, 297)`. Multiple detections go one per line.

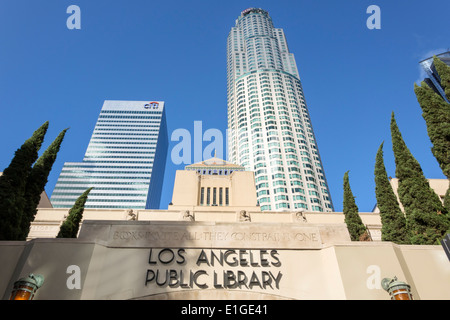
(433, 56), (450, 100)
(414, 56), (450, 211)
(374, 142), (408, 243)
(343, 171), (368, 241)
(390, 112), (449, 244)
(57, 187), (93, 238)
(0, 121), (49, 240)
(414, 85), (450, 178)
(19, 128), (68, 240)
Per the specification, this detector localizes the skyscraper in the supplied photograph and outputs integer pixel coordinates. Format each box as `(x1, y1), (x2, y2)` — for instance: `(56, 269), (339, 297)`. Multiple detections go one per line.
(227, 8), (334, 212)
(50, 100), (168, 210)
(419, 50), (450, 103)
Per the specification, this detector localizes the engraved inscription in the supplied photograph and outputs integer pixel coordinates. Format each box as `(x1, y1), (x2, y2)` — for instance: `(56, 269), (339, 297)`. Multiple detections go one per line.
(31, 225), (59, 231)
(113, 231), (319, 242)
(108, 224), (322, 249)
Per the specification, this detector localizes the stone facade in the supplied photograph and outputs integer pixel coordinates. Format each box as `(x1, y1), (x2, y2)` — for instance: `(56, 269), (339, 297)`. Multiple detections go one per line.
(2, 162), (449, 300)
(1, 219), (449, 300)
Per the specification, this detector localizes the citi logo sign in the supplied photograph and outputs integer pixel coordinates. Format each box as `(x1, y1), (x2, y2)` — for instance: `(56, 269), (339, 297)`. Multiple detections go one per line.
(144, 102), (159, 109)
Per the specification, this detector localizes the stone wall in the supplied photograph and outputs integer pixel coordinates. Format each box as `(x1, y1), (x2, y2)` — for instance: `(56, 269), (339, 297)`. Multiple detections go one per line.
(2, 220), (449, 300)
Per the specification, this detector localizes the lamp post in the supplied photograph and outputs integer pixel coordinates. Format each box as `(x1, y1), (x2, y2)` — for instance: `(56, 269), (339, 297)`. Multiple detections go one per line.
(9, 274), (44, 300)
(381, 276), (413, 300)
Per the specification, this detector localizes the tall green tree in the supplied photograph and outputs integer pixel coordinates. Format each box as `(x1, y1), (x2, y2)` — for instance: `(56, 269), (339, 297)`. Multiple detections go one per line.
(0, 121), (49, 240)
(390, 112), (449, 244)
(414, 60), (450, 179)
(434, 57), (450, 212)
(433, 56), (450, 99)
(57, 187), (93, 238)
(343, 171), (368, 241)
(374, 142), (408, 243)
(414, 56), (450, 211)
(18, 128), (68, 240)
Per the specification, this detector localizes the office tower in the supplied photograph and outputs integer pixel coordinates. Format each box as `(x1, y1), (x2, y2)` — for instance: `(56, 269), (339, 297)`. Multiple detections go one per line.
(227, 8), (333, 212)
(50, 100), (168, 209)
(419, 50), (450, 103)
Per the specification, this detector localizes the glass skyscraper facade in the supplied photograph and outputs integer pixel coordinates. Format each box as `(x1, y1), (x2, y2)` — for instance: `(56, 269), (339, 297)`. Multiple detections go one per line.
(227, 8), (334, 212)
(50, 100), (168, 209)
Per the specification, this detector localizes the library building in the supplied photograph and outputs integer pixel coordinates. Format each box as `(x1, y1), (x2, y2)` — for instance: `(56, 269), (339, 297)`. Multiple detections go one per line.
(1, 158), (449, 300)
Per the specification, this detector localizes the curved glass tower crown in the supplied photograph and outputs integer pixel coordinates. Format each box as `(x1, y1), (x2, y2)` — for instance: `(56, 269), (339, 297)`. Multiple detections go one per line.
(227, 8), (334, 212)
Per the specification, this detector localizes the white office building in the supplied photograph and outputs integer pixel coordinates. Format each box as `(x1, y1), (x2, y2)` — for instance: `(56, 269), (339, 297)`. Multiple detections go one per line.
(227, 8), (333, 212)
(50, 100), (168, 210)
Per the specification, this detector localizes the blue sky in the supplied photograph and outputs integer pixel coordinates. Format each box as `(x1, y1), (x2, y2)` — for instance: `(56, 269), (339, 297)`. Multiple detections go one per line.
(0, 0), (449, 212)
